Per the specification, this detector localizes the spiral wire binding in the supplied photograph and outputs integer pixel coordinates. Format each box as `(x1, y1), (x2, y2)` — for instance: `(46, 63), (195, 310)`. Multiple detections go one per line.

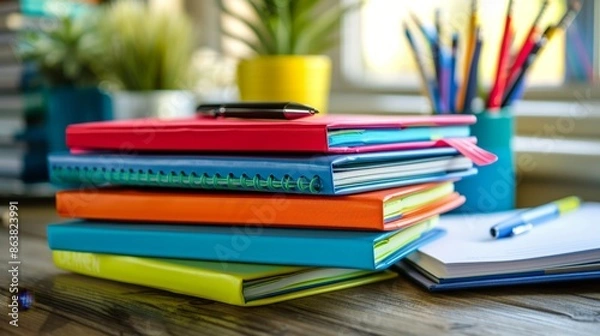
(50, 166), (324, 194)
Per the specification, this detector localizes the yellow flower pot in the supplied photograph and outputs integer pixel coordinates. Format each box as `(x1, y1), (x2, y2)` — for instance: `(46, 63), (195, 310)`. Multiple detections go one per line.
(237, 55), (332, 113)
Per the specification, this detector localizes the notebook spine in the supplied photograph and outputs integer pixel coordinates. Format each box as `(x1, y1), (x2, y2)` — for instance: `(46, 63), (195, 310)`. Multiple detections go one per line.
(50, 165), (325, 194)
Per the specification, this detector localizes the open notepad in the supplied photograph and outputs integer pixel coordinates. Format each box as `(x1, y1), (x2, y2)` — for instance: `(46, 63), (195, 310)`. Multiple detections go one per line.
(401, 203), (600, 290)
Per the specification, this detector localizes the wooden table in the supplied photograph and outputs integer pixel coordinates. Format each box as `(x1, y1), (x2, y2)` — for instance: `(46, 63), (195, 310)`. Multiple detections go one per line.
(2, 230), (599, 336)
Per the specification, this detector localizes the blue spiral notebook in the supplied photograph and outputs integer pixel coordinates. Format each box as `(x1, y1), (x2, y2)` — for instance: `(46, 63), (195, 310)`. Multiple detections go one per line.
(47, 217), (446, 270)
(49, 147), (476, 195)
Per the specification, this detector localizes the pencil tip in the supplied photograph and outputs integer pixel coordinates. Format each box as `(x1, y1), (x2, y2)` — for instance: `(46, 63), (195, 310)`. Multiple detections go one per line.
(569, 0), (582, 12)
(540, 0), (550, 9)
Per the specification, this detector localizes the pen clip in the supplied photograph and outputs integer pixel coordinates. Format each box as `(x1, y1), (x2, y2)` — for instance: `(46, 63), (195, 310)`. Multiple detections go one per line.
(511, 223), (534, 236)
(196, 105), (223, 118)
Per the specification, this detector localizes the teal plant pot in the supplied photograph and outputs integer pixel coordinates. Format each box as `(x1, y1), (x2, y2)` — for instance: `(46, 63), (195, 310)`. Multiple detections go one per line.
(46, 87), (112, 152)
(454, 109), (516, 213)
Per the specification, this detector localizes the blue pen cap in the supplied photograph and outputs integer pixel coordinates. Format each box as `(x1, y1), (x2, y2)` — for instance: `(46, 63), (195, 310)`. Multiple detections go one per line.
(490, 215), (524, 238)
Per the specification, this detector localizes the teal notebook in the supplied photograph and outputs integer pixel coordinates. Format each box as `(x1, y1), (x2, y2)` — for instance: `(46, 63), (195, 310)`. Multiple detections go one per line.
(47, 217), (446, 270)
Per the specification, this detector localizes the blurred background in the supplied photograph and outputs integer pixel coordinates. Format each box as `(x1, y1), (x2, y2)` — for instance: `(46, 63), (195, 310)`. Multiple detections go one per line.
(1, 0), (599, 234)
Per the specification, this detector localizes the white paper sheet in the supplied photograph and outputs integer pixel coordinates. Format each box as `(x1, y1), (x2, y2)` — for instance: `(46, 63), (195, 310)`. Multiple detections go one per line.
(408, 203), (600, 278)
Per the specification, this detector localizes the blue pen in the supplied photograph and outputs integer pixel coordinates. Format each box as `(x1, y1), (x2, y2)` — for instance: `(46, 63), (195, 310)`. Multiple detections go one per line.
(449, 33), (459, 113)
(409, 12), (437, 46)
(408, 12), (442, 113)
(490, 196), (581, 239)
(430, 79), (442, 113)
(439, 49), (451, 113)
(501, 34), (546, 107)
(510, 78), (527, 103)
(434, 8), (444, 112)
(404, 23), (440, 113)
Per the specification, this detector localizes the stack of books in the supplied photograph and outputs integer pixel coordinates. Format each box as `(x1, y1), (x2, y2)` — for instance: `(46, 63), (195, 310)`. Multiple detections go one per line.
(0, 1), (48, 189)
(47, 113), (496, 306)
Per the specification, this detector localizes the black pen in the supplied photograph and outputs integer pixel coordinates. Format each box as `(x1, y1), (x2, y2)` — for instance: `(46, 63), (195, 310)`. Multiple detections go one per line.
(197, 102), (319, 120)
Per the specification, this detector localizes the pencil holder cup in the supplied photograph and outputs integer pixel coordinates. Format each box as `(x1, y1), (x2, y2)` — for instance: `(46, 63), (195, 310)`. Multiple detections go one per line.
(454, 109), (515, 213)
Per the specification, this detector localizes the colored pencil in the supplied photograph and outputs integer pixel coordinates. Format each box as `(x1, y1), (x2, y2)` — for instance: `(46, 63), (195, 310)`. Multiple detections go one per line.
(545, 0), (582, 40)
(568, 24), (595, 82)
(463, 30), (482, 114)
(404, 23), (440, 113)
(506, 0), (549, 91)
(434, 8), (445, 112)
(449, 33), (459, 112)
(486, 0), (514, 110)
(408, 12), (442, 113)
(456, 0), (478, 113)
(501, 34), (546, 106)
(409, 12), (436, 45)
(502, 0), (583, 106)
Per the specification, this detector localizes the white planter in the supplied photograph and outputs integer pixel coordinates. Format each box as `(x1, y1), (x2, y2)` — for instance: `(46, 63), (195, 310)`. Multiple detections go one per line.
(110, 90), (197, 119)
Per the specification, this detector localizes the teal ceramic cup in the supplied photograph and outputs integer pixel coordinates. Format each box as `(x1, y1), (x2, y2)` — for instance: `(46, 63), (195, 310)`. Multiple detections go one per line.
(453, 109), (515, 213)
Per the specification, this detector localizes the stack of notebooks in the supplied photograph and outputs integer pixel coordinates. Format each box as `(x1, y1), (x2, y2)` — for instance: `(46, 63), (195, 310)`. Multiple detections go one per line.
(47, 114), (496, 306)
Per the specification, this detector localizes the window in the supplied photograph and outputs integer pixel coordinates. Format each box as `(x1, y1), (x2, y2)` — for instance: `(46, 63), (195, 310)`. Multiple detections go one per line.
(340, 0), (598, 93)
(343, 0), (575, 90)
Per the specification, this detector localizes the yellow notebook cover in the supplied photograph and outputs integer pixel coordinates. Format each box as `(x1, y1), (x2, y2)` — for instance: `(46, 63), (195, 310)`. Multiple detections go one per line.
(52, 251), (397, 306)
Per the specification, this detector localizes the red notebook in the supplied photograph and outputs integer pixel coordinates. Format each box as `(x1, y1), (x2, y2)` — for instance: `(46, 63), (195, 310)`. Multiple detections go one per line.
(66, 114), (477, 154)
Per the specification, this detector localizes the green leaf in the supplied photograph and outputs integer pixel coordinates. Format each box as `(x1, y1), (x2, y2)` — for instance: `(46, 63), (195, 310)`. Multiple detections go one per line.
(97, 1), (196, 90)
(309, 36), (340, 55)
(222, 28), (267, 55)
(290, 0), (320, 51)
(217, 0), (273, 55)
(274, 0), (292, 54)
(247, 0), (277, 53)
(219, 0), (362, 56)
(290, 0), (320, 14)
(293, 1), (362, 54)
(14, 11), (106, 86)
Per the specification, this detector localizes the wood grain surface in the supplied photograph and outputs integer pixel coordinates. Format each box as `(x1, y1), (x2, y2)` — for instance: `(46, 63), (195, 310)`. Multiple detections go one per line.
(1, 231), (599, 336)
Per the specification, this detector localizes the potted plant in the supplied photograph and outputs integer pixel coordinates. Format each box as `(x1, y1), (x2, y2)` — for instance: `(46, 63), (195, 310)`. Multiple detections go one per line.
(100, 0), (197, 119)
(18, 12), (111, 152)
(218, 0), (362, 113)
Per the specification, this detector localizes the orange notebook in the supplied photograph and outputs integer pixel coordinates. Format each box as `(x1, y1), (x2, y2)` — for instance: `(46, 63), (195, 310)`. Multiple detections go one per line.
(57, 182), (464, 231)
